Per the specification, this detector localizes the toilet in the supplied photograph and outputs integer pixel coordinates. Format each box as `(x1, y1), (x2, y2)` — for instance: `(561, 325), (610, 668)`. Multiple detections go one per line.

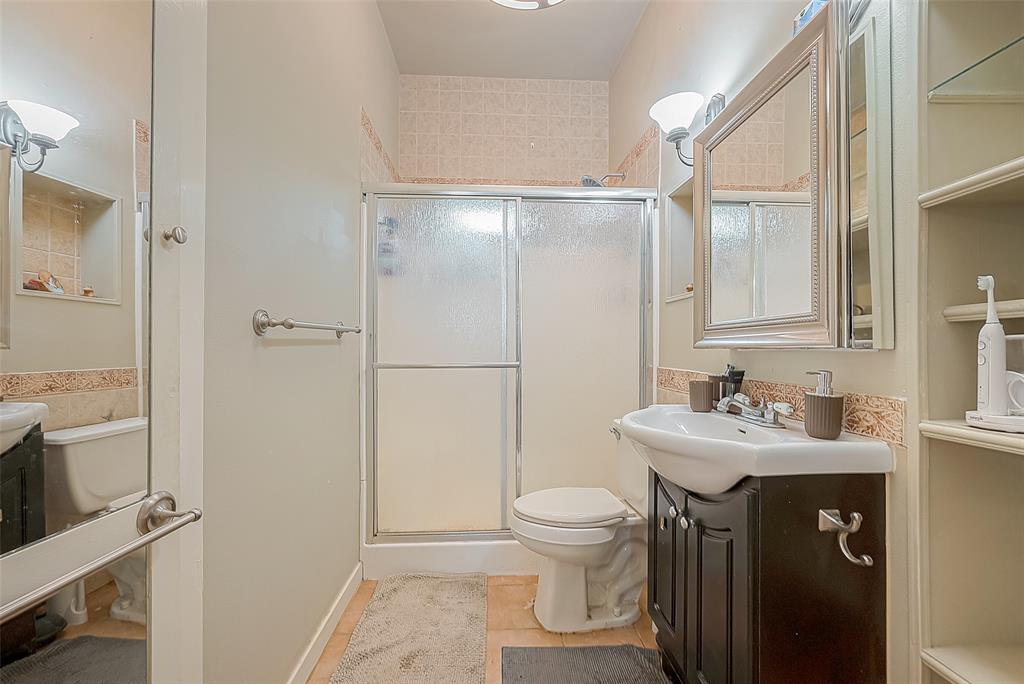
(44, 417), (149, 625)
(510, 419), (648, 633)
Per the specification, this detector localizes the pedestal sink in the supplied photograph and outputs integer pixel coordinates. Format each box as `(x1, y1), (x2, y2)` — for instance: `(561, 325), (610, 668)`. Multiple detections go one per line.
(619, 404), (893, 495)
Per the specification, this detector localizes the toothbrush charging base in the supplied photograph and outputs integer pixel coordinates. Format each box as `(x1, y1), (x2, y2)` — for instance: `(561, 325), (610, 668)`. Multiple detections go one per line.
(965, 410), (1024, 434)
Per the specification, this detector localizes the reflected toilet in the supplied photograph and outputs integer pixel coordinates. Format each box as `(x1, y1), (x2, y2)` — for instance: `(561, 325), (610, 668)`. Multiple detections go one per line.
(44, 418), (148, 625)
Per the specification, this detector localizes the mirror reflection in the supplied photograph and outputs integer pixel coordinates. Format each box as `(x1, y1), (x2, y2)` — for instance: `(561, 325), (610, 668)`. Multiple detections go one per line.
(848, 0), (895, 348)
(1, 0), (151, 668)
(708, 66), (813, 325)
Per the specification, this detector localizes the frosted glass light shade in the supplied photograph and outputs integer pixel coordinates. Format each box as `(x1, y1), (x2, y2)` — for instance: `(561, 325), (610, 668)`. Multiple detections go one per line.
(7, 100), (79, 142)
(490, 0), (564, 10)
(649, 92), (704, 134)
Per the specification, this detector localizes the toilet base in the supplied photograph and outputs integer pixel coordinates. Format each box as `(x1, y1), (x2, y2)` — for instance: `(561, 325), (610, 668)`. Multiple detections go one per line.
(533, 557), (643, 633)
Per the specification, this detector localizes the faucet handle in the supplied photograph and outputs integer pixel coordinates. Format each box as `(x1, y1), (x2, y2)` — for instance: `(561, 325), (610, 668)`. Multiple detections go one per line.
(733, 392), (752, 407)
(770, 402), (795, 417)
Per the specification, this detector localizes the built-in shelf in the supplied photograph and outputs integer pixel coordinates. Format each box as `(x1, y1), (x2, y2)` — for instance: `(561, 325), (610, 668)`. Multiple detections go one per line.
(943, 298), (1024, 322)
(851, 213), (868, 232)
(922, 644), (1024, 684)
(928, 35), (1024, 104)
(919, 419), (1024, 456)
(852, 313), (872, 330)
(919, 156), (1024, 208)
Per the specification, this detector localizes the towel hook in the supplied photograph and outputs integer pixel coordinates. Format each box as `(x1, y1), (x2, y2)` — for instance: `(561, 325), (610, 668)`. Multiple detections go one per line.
(818, 508), (873, 567)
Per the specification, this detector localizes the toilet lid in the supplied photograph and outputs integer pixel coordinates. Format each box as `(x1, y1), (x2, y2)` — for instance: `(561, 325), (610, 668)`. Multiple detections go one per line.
(513, 487), (628, 528)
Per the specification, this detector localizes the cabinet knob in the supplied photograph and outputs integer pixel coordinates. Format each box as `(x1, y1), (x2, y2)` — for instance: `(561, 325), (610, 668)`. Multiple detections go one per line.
(668, 506), (678, 518)
(679, 516), (692, 530)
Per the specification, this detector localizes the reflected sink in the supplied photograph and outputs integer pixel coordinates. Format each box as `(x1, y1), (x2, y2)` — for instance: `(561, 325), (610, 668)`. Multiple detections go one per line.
(619, 404), (893, 494)
(1, 402), (49, 454)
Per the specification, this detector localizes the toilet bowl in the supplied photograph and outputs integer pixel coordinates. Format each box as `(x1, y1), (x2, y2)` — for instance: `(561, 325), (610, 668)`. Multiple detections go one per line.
(510, 420), (648, 633)
(44, 417), (149, 626)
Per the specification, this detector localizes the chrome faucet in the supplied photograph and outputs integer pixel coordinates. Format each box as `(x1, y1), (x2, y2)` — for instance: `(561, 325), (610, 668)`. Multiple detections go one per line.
(715, 392), (794, 429)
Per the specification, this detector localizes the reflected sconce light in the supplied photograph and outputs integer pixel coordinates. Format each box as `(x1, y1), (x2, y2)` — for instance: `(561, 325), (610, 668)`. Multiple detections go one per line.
(649, 91), (727, 167)
(490, 0), (564, 9)
(0, 100), (79, 173)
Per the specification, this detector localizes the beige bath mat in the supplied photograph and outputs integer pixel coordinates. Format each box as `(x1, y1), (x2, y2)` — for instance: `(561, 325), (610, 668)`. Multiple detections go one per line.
(330, 572), (486, 683)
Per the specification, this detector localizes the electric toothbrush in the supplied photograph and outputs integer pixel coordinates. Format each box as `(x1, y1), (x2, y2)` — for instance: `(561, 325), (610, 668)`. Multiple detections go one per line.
(977, 275), (1007, 416)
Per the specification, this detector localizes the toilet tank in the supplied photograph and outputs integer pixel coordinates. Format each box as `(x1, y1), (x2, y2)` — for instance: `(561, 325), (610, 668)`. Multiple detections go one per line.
(613, 418), (648, 517)
(44, 417), (148, 516)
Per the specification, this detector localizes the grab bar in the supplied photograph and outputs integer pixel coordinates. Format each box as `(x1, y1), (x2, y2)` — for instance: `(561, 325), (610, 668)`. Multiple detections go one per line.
(252, 309), (362, 339)
(0, 492), (201, 622)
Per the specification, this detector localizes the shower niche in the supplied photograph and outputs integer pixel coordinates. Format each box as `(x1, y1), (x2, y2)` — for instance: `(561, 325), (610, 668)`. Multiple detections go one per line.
(15, 172), (121, 302)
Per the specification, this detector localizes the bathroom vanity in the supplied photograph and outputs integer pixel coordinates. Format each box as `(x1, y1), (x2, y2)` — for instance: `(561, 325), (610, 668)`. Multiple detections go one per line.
(647, 470), (886, 684)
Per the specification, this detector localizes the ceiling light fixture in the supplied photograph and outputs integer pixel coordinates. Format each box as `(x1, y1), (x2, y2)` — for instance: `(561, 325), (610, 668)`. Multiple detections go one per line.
(0, 100), (79, 173)
(649, 92), (704, 167)
(490, 0), (565, 10)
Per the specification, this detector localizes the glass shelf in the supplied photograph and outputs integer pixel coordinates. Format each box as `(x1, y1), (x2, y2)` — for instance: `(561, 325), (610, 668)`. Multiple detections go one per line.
(929, 35), (1024, 103)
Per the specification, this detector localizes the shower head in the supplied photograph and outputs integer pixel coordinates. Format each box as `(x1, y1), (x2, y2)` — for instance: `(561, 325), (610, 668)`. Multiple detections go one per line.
(580, 173), (626, 187)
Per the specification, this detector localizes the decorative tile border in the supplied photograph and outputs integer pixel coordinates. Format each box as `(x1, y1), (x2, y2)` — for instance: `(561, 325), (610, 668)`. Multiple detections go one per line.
(361, 108), (401, 183)
(657, 366), (906, 446)
(1, 367), (137, 399)
(611, 124), (660, 186)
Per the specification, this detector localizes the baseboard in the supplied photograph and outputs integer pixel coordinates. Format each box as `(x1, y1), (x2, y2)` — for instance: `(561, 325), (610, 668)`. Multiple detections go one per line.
(287, 561), (363, 684)
(361, 539), (543, 579)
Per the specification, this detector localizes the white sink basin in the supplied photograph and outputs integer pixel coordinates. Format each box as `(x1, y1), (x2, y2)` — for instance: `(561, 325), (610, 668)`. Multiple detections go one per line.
(1, 402), (49, 454)
(619, 404), (893, 494)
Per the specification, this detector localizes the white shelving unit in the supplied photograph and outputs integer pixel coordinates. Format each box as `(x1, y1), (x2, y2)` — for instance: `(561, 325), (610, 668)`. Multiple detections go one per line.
(942, 299), (1024, 323)
(918, 6), (1024, 684)
(919, 420), (1024, 457)
(922, 645), (1024, 684)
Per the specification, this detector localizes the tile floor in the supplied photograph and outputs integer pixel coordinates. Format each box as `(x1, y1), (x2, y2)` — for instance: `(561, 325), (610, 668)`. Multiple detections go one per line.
(57, 581), (146, 641)
(306, 575), (658, 684)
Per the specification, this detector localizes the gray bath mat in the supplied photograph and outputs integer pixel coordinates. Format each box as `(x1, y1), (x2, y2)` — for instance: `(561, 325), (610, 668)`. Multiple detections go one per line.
(502, 645), (672, 684)
(0, 635), (145, 684)
(330, 572), (486, 683)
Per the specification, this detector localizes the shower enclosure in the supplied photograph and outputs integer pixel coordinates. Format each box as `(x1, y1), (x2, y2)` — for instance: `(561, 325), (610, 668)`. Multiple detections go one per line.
(363, 185), (654, 541)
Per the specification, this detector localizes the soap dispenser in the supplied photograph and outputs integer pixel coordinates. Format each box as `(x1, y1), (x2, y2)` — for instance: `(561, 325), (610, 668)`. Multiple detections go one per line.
(805, 370), (844, 440)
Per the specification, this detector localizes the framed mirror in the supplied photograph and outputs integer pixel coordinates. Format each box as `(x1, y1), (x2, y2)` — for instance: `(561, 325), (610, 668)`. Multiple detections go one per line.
(693, 4), (838, 348)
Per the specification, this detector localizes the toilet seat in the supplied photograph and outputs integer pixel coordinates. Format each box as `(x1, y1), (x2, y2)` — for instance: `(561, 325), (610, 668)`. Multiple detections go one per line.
(513, 487), (627, 528)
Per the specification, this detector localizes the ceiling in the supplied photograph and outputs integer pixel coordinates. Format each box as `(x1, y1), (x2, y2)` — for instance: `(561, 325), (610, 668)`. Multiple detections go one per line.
(376, 0), (650, 80)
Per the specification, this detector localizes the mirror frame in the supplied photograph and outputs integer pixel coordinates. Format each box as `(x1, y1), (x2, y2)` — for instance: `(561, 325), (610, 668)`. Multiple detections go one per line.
(693, 4), (843, 348)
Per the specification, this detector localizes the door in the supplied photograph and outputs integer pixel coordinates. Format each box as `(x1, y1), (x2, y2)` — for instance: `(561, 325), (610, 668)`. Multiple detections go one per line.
(685, 488), (756, 684)
(369, 195), (519, 535)
(0, 1), (205, 681)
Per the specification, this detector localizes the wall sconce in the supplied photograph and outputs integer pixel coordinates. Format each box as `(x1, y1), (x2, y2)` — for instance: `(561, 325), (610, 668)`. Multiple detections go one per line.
(0, 100), (79, 173)
(649, 92), (704, 167)
(490, 0), (564, 9)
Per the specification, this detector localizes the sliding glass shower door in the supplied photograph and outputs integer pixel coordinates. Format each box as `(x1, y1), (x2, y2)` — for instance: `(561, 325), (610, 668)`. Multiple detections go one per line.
(367, 189), (651, 538)
(371, 197), (518, 534)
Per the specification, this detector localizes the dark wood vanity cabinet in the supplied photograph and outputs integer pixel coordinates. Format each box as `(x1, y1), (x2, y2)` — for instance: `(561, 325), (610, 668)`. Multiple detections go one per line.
(647, 470), (886, 684)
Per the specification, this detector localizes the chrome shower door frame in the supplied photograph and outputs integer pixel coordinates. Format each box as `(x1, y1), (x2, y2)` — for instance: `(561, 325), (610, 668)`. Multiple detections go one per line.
(362, 184), (656, 545)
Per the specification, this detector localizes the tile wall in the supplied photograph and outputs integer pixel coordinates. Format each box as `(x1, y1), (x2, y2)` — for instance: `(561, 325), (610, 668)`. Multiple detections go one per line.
(1, 368), (140, 431)
(397, 75), (610, 185)
(361, 108), (401, 184)
(22, 193), (83, 296)
(656, 367), (907, 446)
(613, 123), (660, 188)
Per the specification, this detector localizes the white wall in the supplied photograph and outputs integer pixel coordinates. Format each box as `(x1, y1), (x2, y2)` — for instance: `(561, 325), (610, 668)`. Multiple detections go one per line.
(0, 0), (149, 371)
(202, 1), (398, 682)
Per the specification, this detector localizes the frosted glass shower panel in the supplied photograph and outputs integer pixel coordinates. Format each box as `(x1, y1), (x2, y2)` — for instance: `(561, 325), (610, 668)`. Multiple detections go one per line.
(375, 368), (513, 533)
(756, 203), (813, 317)
(709, 202), (754, 323)
(519, 200), (643, 494)
(375, 198), (514, 363)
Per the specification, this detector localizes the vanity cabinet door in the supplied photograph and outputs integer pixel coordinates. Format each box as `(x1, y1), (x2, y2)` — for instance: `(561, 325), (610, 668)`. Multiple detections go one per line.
(648, 472), (685, 671)
(684, 487), (757, 684)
